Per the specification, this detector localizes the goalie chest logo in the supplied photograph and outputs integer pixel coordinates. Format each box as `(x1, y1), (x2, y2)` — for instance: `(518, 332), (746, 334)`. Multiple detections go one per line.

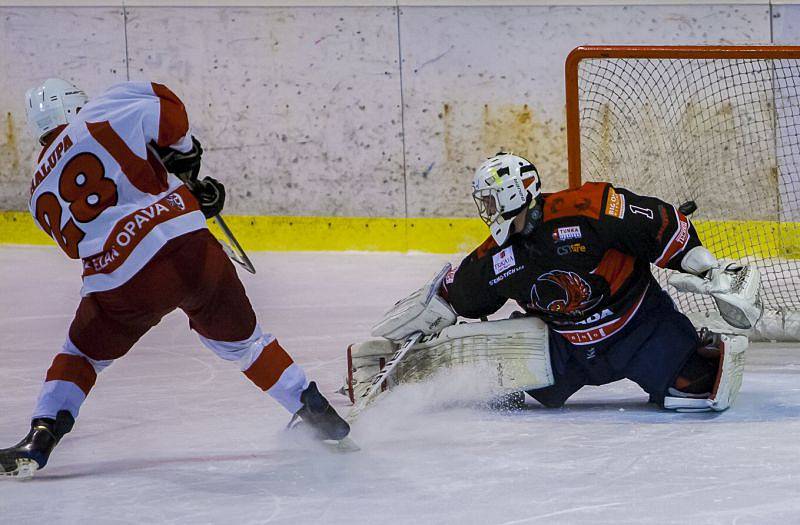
(530, 270), (602, 316)
(492, 247), (516, 275)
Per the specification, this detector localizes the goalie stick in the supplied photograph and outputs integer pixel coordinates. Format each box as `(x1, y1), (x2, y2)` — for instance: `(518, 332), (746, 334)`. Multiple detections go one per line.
(346, 331), (424, 422)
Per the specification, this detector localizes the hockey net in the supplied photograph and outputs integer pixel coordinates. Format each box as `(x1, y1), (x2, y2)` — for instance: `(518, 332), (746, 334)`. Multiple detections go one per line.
(565, 46), (800, 341)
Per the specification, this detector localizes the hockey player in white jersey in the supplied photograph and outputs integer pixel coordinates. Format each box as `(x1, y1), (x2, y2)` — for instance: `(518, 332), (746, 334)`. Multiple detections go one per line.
(0, 79), (349, 478)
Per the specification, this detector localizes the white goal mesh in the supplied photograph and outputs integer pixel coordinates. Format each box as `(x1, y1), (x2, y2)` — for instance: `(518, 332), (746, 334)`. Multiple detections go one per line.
(566, 46), (800, 340)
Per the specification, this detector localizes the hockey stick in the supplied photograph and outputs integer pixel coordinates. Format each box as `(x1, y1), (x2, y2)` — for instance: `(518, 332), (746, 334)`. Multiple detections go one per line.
(347, 331), (424, 422)
(212, 214), (256, 274)
(173, 168), (256, 275)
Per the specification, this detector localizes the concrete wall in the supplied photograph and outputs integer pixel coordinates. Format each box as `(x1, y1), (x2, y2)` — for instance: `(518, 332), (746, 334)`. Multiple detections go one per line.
(1, 2), (796, 218)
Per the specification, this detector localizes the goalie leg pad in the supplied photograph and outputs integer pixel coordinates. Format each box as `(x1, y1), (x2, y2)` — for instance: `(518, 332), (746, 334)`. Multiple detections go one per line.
(664, 332), (747, 412)
(707, 334), (747, 411)
(401, 317), (554, 391)
(345, 317), (553, 403)
(345, 339), (397, 403)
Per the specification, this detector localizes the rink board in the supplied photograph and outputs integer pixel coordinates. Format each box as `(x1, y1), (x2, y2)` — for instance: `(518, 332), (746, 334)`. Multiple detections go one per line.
(1, 210), (799, 256)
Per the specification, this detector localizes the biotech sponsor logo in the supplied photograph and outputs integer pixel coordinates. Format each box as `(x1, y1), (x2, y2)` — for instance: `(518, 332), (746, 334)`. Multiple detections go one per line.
(489, 265), (525, 286)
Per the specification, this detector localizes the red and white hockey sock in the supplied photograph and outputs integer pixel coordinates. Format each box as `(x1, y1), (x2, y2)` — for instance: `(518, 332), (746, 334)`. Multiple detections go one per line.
(198, 325), (308, 414)
(243, 339), (307, 414)
(32, 339), (113, 420)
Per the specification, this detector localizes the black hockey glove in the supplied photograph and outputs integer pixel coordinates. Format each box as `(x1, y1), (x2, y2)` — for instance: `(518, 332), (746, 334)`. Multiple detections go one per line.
(194, 177), (225, 219)
(157, 136), (203, 181)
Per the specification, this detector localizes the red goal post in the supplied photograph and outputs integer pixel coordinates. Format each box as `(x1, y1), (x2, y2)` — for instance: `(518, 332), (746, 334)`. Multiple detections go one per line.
(564, 45), (800, 341)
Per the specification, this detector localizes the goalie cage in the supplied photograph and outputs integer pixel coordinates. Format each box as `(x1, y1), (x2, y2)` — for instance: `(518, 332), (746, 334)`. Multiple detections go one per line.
(565, 45), (800, 341)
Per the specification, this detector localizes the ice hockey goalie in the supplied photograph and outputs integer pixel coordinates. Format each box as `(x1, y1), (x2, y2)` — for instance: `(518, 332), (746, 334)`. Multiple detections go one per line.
(353, 152), (759, 415)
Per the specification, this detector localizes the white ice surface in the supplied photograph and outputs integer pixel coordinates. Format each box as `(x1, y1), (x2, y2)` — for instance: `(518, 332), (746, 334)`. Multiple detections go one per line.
(1, 246), (799, 524)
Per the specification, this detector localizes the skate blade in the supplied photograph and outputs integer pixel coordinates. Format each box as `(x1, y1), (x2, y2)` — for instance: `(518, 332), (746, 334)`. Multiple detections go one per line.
(1, 458), (39, 480)
(324, 436), (361, 453)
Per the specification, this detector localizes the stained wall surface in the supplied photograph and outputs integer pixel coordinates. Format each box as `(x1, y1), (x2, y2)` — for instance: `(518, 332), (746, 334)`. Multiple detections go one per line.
(0, 2), (791, 219)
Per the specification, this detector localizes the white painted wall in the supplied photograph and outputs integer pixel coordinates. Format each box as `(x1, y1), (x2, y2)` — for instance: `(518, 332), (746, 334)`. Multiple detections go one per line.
(0, 3), (793, 217)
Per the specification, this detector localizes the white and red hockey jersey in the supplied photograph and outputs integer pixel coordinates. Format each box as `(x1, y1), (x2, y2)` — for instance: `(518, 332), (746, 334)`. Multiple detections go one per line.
(28, 81), (208, 295)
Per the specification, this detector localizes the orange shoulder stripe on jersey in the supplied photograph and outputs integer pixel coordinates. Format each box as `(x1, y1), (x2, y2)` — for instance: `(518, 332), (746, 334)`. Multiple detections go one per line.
(243, 340), (294, 391)
(151, 83), (190, 148)
(475, 234), (498, 259)
(45, 353), (97, 396)
(591, 248), (635, 295)
(543, 182), (608, 222)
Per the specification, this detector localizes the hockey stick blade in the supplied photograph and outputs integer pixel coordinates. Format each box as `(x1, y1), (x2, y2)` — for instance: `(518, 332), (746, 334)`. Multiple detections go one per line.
(347, 332), (423, 422)
(325, 436), (361, 453)
(213, 215), (256, 274)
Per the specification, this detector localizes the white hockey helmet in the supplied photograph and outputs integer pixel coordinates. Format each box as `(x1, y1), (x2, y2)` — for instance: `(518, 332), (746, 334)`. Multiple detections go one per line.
(472, 152), (541, 245)
(25, 78), (88, 144)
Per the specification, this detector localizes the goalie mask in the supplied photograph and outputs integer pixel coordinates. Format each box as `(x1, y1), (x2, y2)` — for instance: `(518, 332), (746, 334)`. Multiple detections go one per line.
(25, 78), (88, 145)
(472, 152), (541, 245)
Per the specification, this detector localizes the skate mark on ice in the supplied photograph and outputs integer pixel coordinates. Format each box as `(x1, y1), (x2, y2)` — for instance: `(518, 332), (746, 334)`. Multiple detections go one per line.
(33, 450), (293, 480)
(0, 313), (73, 324)
(497, 502), (624, 523)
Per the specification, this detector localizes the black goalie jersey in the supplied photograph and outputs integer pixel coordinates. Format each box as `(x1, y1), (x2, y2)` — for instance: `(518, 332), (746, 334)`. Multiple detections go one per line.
(445, 182), (702, 346)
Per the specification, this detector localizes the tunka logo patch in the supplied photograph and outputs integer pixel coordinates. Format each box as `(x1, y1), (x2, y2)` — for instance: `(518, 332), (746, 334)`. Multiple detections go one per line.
(492, 247), (516, 275)
(553, 226), (582, 242)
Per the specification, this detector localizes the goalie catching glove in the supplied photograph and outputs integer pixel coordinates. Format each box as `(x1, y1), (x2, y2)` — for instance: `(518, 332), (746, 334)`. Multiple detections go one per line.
(669, 246), (762, 330)
(371, 264), (457, 342)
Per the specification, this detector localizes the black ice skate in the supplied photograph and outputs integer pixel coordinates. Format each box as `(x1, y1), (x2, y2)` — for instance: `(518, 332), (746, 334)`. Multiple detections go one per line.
(291, 382), (351, 442)
(0, 410), (74, 479)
